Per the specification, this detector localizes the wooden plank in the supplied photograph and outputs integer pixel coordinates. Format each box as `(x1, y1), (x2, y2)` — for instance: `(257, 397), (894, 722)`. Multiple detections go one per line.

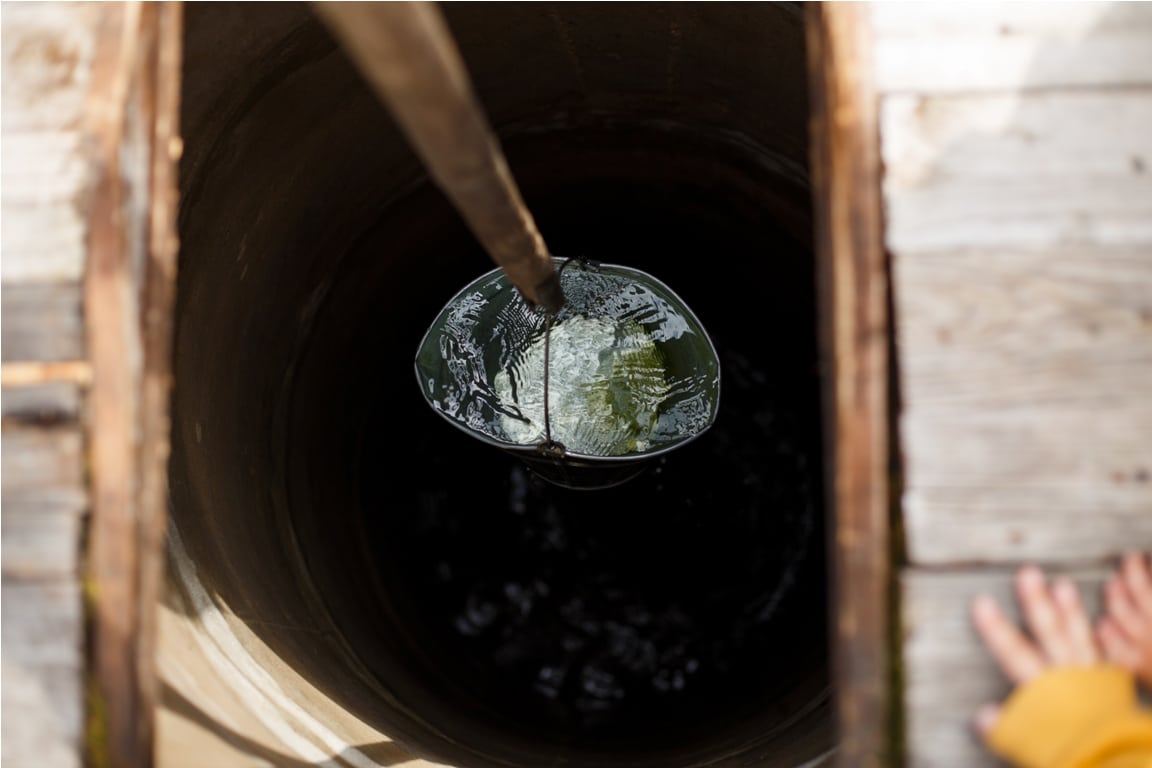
(1, 283), (85, 362)
(895, 246), (1152, 409)
(1, 426), (85, 494)
(1, 581), (85, 768)
(1, 7), (101, 768)
(882, 89), (1152, 253)
(2, 500), (85, 580)
(2, 132), (90, 203)
(1, 581), (84, 665)
(884, 92), (1152, 187)
(0, 201), (89, 284)
(2, 657), (84, 768)
(1, 383), (83, 421)
(807, 5), (894, 767)
(0, 2), (101, 133)
(902, 567), (1108, 768)
(873, 2), (1152, 38)
(1, 3), (100, 286)
(902, 406), (1152, 565)
(1, 424), (88, 579)
(135, 5), (184, 766)
(873, 2), (1152, 93)
(84, 4), (148, 767)
(83, 5), (184, 767)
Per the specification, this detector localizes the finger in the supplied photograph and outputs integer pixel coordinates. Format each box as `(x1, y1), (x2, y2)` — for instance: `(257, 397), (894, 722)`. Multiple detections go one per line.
(1098, 618), (1143, 670)
(972, 594), (1045, 683)
(1052, 578), (1099, 664)
(1105, 575), (1146, 641)
(1122, 552), (1152, 616)
(1016, 566), (1073, 664)
(973, 703), (1002, 740)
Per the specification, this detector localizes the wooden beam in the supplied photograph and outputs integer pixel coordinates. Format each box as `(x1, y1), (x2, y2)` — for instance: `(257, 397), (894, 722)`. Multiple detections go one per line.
(85, 4), (147, 764)
(135, 4), (183, 764)
(83, 3), (182, 766)
(806, 4), (895, 766)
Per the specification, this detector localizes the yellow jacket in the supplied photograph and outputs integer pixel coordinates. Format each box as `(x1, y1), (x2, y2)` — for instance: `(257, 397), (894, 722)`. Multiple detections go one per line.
(989, 666), (1152, 768)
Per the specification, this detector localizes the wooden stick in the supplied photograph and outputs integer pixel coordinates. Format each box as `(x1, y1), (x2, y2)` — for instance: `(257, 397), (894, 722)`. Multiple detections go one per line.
(1, 361), (94, 387)
(84, 7), (148, 766)
(313, 2), (563, 312)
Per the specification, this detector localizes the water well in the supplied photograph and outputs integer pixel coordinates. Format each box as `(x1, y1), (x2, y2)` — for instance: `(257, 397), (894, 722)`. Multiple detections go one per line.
(170, 3), (830, 766)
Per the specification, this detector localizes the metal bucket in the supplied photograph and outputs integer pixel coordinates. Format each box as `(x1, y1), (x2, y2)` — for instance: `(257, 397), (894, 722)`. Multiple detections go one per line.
(415, 258), (721, 490)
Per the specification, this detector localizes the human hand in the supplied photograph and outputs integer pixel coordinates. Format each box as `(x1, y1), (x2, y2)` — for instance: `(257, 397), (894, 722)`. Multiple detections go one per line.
(1097, 552), (1152, 689)
(969, 565), (1101, 737)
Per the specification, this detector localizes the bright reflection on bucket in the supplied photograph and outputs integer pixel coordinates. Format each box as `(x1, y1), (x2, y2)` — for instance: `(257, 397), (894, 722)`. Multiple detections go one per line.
(415, 258), (721, 489)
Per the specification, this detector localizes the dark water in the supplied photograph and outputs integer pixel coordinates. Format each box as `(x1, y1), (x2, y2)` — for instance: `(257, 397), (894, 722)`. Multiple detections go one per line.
(357, 169), (825, 745)
(361, 347), (824, 741)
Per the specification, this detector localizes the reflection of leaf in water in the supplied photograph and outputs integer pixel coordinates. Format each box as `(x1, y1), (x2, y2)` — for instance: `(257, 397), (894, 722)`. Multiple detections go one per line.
(579, 322), (670, 455)
(495, 316), (670, 456)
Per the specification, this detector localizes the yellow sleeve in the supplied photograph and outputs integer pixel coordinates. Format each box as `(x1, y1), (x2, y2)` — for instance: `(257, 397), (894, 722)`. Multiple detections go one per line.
(988, 666), (1152, 768)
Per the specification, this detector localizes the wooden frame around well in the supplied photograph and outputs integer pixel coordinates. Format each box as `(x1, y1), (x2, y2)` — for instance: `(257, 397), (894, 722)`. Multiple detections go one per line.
(83, 4), (183, 766)
(806, 4), (896, 766)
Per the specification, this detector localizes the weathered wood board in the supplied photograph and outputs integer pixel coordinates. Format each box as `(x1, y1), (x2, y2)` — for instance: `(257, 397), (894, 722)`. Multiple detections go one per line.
(1, 5), (100, 768)
(1, 283), (85, 363)
(807, 5), (895, 767)
(1, 4), (95, 285)
(895, 247), (1152, 408)
(901, 568), (1109, 768)
(1, 383), (83, 421)
(878, 1), (1152, 566)
(1, 427), (88, 768)
(875, 2), (1152, 765)
(2, 649), (84, 768)
(894, 243), (1152, 563)
(873, 3), (1152, 94)
(883, 90), (1152, 253)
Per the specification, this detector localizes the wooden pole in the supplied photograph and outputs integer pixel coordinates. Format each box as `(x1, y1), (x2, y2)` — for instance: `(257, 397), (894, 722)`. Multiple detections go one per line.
(806, 4), (895, 767)
(313, 1), (563, 312)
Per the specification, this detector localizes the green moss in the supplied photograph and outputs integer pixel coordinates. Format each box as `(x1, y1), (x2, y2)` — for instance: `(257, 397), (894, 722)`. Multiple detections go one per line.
(85, 671), (111, 768)
(82, 575), (110, 768)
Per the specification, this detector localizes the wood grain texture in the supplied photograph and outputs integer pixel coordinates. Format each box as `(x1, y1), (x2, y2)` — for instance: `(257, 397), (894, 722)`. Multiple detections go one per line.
(807, 5), (894, 766)
(0, 201), (89, 283)
(1, 383), (83, 421)
(2, 503), (84, 580)
(0, 8), (98, 768)
(0, 3), (100, 132)
(2, 581), (85, 666)
(81, 4), (184, 766)
(1, 581), (85, 768)
(1, 426), (85, 494)
(1, 2), (100, 285)
(1, 656), (84, 768)
(872, 2), (1152, 93)
(895, 247), (1152, 410)
(1, 283), (85, 362)
(1, 425), (87, 581)
(902, 405), (1152, 565)
(901, 567), (1109, 768)
(882, 89), (1152, 253)
(135, 5), (184, 764)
